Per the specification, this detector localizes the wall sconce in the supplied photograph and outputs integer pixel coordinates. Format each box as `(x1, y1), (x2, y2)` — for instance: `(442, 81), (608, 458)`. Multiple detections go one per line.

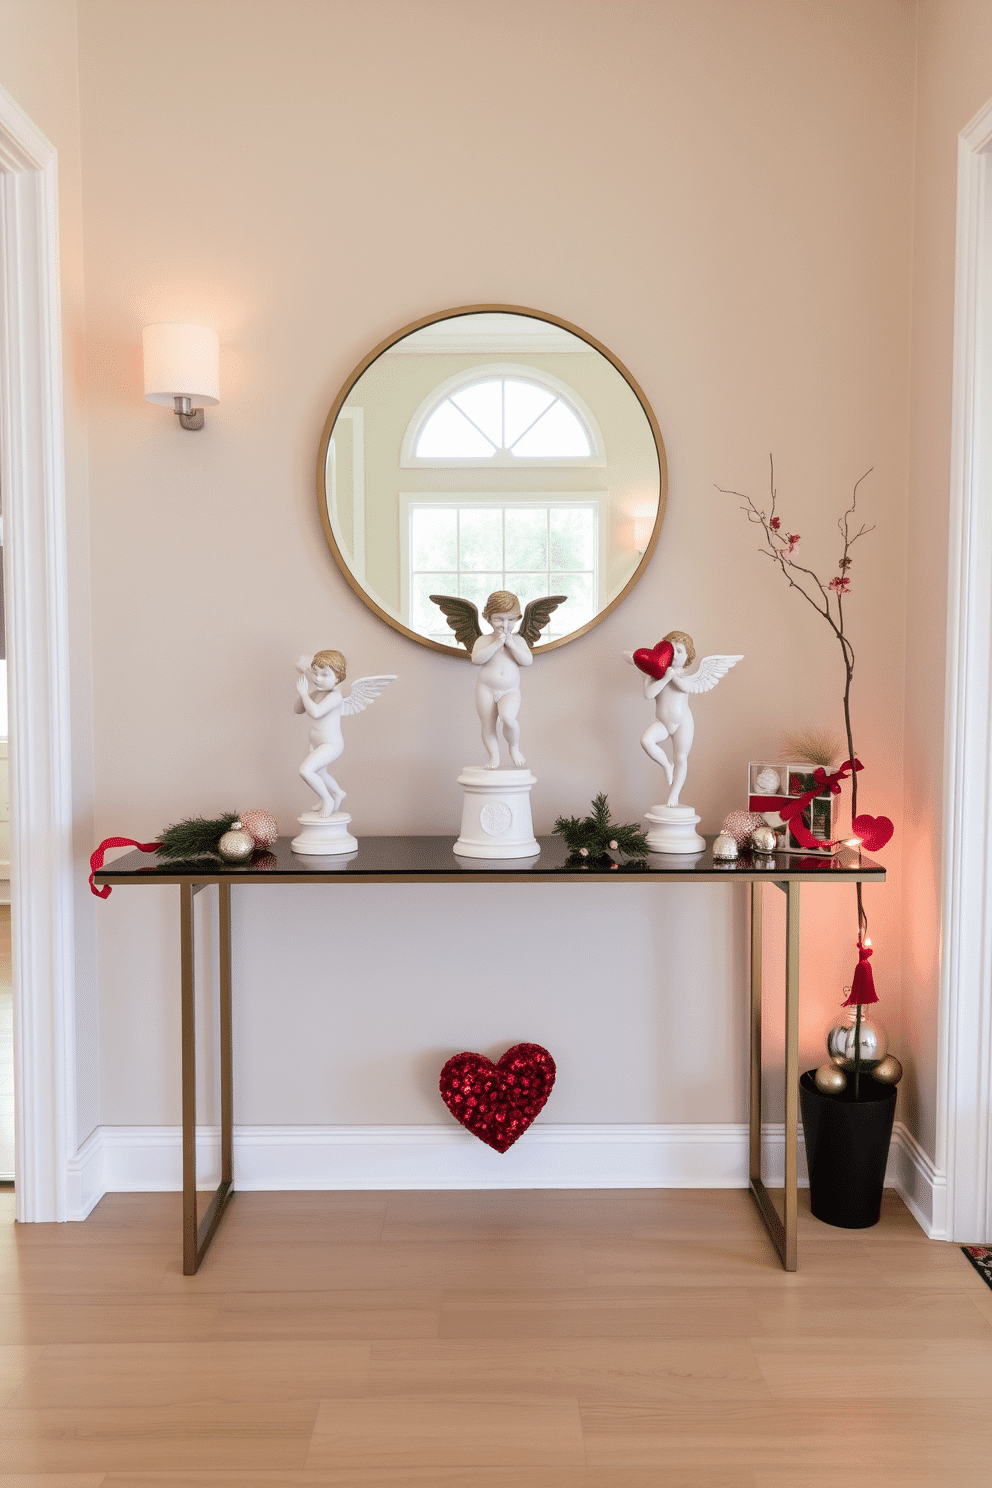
(143, 322), (219, 431)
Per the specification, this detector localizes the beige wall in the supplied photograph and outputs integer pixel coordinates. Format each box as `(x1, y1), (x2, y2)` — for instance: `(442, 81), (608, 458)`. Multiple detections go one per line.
(902, 2), (992, 1162)
(7, 1), (931, 1140)
(71, 0), (915, 1132)
(0, 0), (99, 1145)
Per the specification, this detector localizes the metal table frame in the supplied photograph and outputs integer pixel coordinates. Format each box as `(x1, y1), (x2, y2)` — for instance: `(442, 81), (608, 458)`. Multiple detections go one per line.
(95, 837), (883, 1274)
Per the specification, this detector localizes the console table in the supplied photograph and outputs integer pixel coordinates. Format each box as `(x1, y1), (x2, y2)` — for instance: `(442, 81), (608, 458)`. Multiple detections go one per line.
(94, 835), (885, 1275)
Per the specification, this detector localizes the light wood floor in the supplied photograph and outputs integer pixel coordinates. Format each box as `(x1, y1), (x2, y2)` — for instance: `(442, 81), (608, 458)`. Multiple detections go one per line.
(0, 1186), (990, 1486)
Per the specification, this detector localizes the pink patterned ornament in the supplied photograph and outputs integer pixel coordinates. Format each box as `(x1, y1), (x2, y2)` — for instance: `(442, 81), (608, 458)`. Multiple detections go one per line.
(239, 808), (279, 850)
(721, 810), (767, 847)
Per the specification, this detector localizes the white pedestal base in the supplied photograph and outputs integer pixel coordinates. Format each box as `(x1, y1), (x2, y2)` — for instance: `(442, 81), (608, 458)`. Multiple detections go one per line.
(644, 803), (706, 854)
(291, 811), (358, 856)
(453, 766), (540, 859)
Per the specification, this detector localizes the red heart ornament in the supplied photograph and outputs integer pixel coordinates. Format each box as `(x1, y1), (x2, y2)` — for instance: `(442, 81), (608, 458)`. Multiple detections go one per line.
(852, 813), (894, 853)
(439, 1043), (556, 1153)
(632, 640), (674, 680)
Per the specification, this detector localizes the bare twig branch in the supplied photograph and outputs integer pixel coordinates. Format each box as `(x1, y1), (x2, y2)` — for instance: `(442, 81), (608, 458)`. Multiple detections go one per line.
(719, 460), (874, 939)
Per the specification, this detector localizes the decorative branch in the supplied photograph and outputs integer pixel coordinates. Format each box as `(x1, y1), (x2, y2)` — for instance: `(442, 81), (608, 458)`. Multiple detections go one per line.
(717, 456), (874, 937)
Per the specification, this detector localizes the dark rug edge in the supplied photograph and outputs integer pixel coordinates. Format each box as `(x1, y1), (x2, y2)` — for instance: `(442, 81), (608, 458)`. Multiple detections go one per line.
(961, 1245), (992, 1291)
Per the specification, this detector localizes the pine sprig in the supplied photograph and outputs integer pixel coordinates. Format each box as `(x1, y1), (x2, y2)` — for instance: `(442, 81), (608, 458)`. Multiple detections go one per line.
(157, 813), (239, 860)
(553, 793), (649, 862)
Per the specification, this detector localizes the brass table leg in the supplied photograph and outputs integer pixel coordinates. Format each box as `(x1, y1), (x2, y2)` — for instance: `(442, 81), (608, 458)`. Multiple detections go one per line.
(748, 878), (801, 1271)
(783, 880), (800, 1270)
(180, 882), (235, 1276)
(749, 881), (763, 1188)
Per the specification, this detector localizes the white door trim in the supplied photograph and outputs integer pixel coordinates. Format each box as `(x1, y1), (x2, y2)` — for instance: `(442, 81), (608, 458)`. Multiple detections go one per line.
(940, 95), (992, 1244)
(0, 85), (77, 1221)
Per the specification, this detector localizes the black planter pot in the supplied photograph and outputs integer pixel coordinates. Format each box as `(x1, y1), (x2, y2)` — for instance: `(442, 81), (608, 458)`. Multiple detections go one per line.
(799, 1069), (897, 1229)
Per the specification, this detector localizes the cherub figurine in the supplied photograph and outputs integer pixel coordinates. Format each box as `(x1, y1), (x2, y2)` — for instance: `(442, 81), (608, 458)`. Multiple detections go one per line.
(624, 631), (742, 806)
(294, 649), (396, 816)
(430, 589), (566, 768)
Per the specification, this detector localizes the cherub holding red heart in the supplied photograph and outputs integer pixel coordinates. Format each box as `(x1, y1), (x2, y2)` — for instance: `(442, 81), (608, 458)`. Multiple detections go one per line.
(625, 631), (743, 806)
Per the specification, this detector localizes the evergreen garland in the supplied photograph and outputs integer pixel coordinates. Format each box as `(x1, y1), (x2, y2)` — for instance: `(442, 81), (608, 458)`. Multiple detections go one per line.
(157, 813), (239, 860)
(553, 793), (649, 865)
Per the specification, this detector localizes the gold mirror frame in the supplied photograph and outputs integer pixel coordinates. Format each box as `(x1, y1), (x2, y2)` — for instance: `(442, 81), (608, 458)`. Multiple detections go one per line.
(316, 303), (668, 657)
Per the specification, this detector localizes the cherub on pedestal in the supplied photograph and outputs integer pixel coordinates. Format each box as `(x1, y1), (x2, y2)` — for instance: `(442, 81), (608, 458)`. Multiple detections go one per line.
(291, 648), (395, 855)
(625, 631), (742, 853)
(429, 589), (566, 769)
(430, 589), (566, 859)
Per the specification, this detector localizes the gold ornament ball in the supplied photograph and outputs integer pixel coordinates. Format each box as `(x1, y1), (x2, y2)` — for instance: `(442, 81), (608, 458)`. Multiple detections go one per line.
(218, 824), (254, 862)
(751, 825), (778, 853)
(815, 1062), (848, 1094)
(872, 1054), (903, 1084)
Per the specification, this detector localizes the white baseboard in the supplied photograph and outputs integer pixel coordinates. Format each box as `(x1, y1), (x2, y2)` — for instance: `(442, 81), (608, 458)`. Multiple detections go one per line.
(66, 1125), (108, 1220)
(61, 1118), (945, 1232)
(887, 1121), (948, 1238)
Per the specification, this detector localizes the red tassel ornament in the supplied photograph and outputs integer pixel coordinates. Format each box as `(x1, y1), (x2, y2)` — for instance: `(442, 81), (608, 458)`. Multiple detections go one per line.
(842, 938), (878, 1006)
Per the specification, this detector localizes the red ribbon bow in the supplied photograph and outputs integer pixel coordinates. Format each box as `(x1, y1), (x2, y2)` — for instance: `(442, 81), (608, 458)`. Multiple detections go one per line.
(89, 837), (161, 898)
(812, 762), (860, 796)
(775, 759), (862, 851)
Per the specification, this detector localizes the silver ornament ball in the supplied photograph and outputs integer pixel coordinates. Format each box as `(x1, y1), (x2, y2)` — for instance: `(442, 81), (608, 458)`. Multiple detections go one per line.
(872, 1054), (903, 1085)
(814, 1062), (848, 1094)
(756, 767), (783, 792)
(826, 1007), (887, 1071)
(750, 825), (778, 853)
(712, 833), (739, 860)
(218, 826), (255, 862)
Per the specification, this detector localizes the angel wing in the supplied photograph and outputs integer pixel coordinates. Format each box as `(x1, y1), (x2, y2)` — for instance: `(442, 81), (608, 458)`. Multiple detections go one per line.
(519, 595), (568, 649)
(341, 675), (397, 717)
(675, 654), (743, 694)
(429, 594), (482, 652)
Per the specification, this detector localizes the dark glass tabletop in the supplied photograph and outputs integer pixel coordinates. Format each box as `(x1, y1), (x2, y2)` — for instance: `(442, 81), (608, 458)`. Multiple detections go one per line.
(93, 834), (885, 885)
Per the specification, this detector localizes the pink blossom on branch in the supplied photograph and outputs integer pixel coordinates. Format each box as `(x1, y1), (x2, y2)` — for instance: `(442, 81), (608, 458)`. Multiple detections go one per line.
(829, 575), (851, 594)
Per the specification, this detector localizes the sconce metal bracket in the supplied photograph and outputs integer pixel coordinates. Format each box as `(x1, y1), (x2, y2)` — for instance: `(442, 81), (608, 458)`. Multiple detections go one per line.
(174, 396), (205, 432)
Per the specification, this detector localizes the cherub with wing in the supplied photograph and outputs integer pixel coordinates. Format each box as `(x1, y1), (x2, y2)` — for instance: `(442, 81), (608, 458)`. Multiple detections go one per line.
(623, 630), (742, 806)
(294, 649), (396, 816)
(430, 589), (566, 768)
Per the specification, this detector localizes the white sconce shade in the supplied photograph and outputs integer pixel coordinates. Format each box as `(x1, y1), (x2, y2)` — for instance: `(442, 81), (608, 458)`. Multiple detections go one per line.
(143, 322), (219, 429)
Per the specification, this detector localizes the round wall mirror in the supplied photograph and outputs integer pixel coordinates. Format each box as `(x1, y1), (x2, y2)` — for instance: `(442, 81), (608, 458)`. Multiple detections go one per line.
(317, 305), (667, 656)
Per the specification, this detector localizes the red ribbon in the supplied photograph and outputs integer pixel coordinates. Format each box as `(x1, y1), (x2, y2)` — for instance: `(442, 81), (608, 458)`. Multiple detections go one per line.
(89, 837), (161, 898)
(749, 793), (794, 814)
(761, 759), (863, 851)
(843, 938), (879, 1006)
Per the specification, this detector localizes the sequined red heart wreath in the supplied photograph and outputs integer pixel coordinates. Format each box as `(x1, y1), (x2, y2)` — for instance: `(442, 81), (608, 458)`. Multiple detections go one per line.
(439, 1043), (557, 1153)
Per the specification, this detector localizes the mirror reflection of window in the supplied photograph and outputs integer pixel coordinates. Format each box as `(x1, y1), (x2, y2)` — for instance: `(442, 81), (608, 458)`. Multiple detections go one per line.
(317, 309), (666, 655)
(415, 376), (592, 461)
(408, 500), (597, 643)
